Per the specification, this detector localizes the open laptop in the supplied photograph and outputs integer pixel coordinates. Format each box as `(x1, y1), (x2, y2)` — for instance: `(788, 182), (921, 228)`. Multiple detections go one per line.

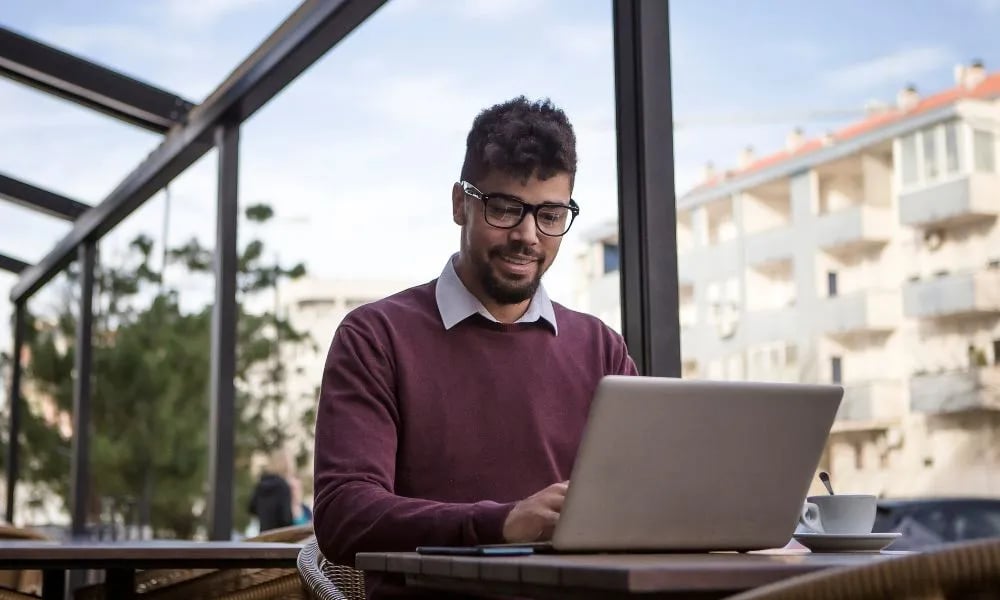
(487, 376), (842, 553)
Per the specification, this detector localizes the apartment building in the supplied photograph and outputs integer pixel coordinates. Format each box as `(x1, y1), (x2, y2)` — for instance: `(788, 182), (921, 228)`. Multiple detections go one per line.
(576, 63), (1000, 498)
(274, 277), (412, 469)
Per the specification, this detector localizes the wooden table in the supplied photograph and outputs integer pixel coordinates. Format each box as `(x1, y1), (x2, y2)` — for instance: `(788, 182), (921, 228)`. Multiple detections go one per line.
(356, 549), (908, 599)
(0, 540), (302, 600)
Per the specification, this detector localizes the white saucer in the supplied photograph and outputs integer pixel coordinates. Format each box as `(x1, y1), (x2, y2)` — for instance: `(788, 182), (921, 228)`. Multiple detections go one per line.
(792, 532), (902, 553)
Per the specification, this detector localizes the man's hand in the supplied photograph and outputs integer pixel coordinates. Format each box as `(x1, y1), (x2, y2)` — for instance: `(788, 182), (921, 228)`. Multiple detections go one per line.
(502, 481), (569, 543)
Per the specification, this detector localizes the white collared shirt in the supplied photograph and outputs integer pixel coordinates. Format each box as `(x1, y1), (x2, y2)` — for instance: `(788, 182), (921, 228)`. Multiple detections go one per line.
(434, 254), (558, 334)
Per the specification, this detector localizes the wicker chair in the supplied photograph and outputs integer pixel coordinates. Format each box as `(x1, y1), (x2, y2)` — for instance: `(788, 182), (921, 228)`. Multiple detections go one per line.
(0, 591), (39, 600)
(74, 524), (314, 600)
(297, 538), (365, 600)
(727, 538), (1000, 600)
(0, 523), (48, 599)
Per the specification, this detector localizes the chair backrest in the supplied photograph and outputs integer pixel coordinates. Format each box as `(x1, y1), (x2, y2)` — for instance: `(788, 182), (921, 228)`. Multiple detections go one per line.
(248, 524), (314, 543)
(75, 524), (316, 599)
(0, 524), (47, 541)
(729, 538), (1000, 600)
(0, 523), (48, 595)
(297, 539), (365, 600)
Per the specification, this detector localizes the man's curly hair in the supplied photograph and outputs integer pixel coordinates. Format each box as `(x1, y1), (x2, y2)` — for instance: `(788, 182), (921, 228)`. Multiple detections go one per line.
(460, 96), (577, 187)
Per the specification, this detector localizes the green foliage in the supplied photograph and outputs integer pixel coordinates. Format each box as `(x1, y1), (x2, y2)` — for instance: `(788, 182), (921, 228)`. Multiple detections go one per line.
(244, 204), (274, 223)
(7, 204), (314, 538)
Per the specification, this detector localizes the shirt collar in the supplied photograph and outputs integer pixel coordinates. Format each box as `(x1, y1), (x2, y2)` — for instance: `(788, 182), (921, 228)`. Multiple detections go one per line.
(435, 254), (558, 334)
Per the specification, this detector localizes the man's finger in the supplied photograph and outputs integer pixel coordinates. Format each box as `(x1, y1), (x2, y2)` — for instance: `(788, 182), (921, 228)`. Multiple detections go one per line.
(541, 490), (567, 511)
(536, 509), (560, 539)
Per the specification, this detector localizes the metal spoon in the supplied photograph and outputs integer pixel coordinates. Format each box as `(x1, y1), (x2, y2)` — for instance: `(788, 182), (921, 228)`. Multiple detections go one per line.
(819, 471), (835, 495)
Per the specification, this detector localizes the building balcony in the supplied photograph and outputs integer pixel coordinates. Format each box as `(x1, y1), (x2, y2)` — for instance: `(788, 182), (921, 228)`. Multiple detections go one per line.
(898, 173), (1000, 228)
(744, 227), (794, 268)
(819, 290), (901, 336)
(903, 269), (1000, 319)
(816, 205), (892, 254)
(910, 367), (1000, 414)
(834, 380), (907, 428)
(742, 306), (799, 346)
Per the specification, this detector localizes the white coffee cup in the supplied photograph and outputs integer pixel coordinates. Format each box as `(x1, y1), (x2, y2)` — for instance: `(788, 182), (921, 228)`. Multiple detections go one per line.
(799, 494), (876, 535)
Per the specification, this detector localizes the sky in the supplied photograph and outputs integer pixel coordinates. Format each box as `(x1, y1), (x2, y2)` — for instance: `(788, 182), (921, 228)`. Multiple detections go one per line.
(1, 0), (1000, 353)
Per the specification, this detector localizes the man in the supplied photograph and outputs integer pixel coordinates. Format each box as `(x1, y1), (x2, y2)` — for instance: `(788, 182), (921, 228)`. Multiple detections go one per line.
(313, 96), (637, 598)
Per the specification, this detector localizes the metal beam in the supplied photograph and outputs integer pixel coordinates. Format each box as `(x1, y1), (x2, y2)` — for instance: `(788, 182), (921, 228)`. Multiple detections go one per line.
(207, 124), (239, 540)
(612, 0), (681, 377)
(0, 26), (192, 133)
(0, 253), (30, 274)
(10, 0), (387, 303)
(0, 172), (91, 220)
(70, 242), (95, 537)
(4, 302), (26, 523)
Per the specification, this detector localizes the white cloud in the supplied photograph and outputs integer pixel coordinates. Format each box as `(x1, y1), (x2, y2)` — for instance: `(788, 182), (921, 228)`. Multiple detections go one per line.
(765, 39), (827, 64)
(2, 2), (613, 320)
(377, 0), (547, 23)
(0, 83), (100, 133)
(970, 0), (1000, 14)
(376, 0), (426, 19)
(551, 23), (612, 61)
(162, 0), (284, 27)
(367, 73), (482, 131)
(33, 24), (198, 64)
(822, 46), (955, 93)
(458, 0), (547, 21)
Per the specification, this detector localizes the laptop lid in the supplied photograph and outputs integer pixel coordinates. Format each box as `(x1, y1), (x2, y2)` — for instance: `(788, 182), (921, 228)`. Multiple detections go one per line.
(552, 376), (842, 552)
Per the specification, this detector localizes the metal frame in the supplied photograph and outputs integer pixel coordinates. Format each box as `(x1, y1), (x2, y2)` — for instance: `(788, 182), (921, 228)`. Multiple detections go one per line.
(9, 0), (388, 304)
(0, 173), (91, 220)
(207, 123), (240, 541)
(2, 0), (681, 540)
(69, 243), (96, 537)
(0, 253), (30, 274)
(2, 0), (388, 538)
(0, 26), (193, 133)
(4, 302), (25, 523)
(612, 0), (681, 377)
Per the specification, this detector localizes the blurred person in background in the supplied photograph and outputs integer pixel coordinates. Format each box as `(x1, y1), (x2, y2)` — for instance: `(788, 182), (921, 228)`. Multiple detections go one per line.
(249, 449), (294, 531)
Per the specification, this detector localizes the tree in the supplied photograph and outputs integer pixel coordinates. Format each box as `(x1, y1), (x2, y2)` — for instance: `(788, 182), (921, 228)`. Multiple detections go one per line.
(0, 204), (314, 537)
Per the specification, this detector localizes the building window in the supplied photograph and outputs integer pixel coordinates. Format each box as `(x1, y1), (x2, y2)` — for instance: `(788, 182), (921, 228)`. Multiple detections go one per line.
(944, 122), (960, 174)
(602, 242), (619, 274)
(827, 271), (838, 298)
(974, 129), (995, 172)
(831, 356), (843, 384)
(900, 134), (918, 185)
(922, 129), (938, 180)
(994, 339), (1000, 366)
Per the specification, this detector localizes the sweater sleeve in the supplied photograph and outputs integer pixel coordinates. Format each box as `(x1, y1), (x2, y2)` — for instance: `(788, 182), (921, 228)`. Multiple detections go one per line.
(611, 330), (640, 376)
(312, 318), (515, 566)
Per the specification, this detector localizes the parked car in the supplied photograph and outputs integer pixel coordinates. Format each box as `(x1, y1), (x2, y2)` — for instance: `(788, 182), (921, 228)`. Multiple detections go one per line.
(873, 498), (1000, 551)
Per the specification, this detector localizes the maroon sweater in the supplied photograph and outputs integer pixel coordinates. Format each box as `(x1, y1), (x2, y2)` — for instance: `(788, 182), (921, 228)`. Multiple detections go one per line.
(313, 280), (637, 597)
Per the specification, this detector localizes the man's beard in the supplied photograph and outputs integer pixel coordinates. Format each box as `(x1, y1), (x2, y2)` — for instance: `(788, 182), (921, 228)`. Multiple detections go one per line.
(476, 243), (545, 305)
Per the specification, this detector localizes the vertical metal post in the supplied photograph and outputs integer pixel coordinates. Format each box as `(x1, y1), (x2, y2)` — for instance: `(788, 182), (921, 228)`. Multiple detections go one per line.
(612, 0), (681, 377)
(71, 241), (96, 536)
(4, 301), (26, 523)
(208, 123), (239, 540)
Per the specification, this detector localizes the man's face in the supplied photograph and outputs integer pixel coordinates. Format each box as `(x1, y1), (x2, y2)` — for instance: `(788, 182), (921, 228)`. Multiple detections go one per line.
(452, 171), (572, 305)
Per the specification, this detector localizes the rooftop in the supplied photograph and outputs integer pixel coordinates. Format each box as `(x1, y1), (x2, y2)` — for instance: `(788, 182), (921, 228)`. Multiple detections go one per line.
(683, 66), (1000, 201)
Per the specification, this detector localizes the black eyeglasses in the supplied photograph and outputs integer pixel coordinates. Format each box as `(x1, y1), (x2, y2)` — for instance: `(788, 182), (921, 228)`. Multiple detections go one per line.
(459, 181), (580, 237)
